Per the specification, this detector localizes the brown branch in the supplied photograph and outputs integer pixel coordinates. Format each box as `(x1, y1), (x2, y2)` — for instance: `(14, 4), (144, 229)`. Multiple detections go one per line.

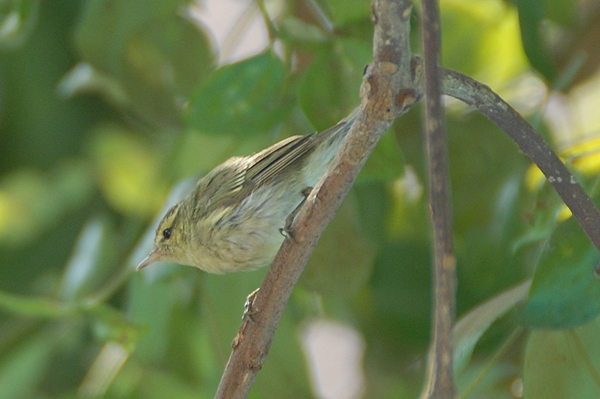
(213, 0), (417, 398)
(440, 68), (600, 252)
(419, 0), (457, 398)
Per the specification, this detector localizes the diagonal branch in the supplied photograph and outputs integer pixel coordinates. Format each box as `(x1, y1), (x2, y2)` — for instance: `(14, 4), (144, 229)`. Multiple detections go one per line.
(419, 0), (457, 397)
(212, 1), (600, 398)
(213, 0), (417, 397)
(440, 68), (600, 251)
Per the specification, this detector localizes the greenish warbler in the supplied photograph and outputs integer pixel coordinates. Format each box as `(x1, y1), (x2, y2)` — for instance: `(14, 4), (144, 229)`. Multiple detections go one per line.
(136, 110), (358, 273)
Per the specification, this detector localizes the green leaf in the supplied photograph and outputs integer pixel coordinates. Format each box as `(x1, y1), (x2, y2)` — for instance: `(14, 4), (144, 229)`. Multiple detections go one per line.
(453, 280), (531, 375)
(438, 0), (529, 86)
(0, 333), (54, 399)
(74, 0), (190, 74)
(0, 0), (39, 49)
(134, 368), (207, 399)
(366, 240), (432, 349)
(299, 40), (367, 130)
(78, 341), (130, 398)
(187, 51), (294, 136)
(0, 160), (94, 246)
(201, 270), (267, 351)
(74, 0), (214, 127)
(127, 274), (178, 362)
(252, 310), (313, 398)
(519, 217), (600, 328)
(119, 16), (215, 127)
(359, 129), (404, 182)
(88, 126), (169, 217)
(327, 0), (371, 25)
(542, 0), (577, 28)
(58, 217), (118, 301)
(0, 290), (76, 318)
(301, 192), (376, 297)
(515, 0), (557, 82)
(278, 17), (330, 45)
(523, 316), (600, 398)
(89, 303), (143, 349)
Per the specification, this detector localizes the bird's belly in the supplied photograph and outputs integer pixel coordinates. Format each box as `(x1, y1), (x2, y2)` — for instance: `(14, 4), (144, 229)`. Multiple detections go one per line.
(191, 187), (302, 273)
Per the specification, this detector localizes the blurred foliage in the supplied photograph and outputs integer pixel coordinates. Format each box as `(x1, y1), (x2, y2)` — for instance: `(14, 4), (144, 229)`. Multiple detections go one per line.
(1, 0), (600, 398)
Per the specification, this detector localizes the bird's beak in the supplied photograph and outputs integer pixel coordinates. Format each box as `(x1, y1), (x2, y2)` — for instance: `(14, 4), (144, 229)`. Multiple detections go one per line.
(136, 249), (162, 271)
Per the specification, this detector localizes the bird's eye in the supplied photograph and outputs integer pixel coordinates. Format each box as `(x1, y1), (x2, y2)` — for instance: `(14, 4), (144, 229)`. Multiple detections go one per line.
(162, 228), (172, 240)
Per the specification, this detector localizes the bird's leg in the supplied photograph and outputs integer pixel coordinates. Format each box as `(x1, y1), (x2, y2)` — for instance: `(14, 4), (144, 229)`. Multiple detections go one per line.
(242, 287), (261, 324)
(280, 187), (313, 238)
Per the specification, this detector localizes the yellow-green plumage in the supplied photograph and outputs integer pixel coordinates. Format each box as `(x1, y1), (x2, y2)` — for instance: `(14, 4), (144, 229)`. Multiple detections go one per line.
(137, 111), (358, 273)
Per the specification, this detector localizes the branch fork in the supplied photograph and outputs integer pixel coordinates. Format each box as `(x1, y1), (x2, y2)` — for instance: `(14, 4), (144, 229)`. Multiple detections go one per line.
(215, 0), (600, 398)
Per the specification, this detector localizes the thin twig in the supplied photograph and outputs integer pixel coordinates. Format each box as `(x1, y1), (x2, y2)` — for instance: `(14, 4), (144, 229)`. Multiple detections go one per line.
(419, 0), (457, 398)
(213, 0), (416, 397)
(440, 68), (600, 251)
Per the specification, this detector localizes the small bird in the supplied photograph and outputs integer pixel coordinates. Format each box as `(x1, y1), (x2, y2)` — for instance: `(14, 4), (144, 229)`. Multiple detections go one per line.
(136, 110), (358, 273)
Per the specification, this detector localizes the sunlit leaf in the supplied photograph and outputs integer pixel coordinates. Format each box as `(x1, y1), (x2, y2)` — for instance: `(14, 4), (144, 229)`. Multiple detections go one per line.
(564, 135), (600, 177)
(0, 160), (93, 246)
(78, 341), (130, 398)
(88, 126), (169, 217)
(439, 0), (528, 87)
(187, 51), (293, 136)
(519, 217), (600, 328)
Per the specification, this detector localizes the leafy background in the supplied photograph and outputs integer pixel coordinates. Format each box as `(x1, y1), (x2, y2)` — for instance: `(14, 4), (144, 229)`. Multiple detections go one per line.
(1, 0), (600, 398)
